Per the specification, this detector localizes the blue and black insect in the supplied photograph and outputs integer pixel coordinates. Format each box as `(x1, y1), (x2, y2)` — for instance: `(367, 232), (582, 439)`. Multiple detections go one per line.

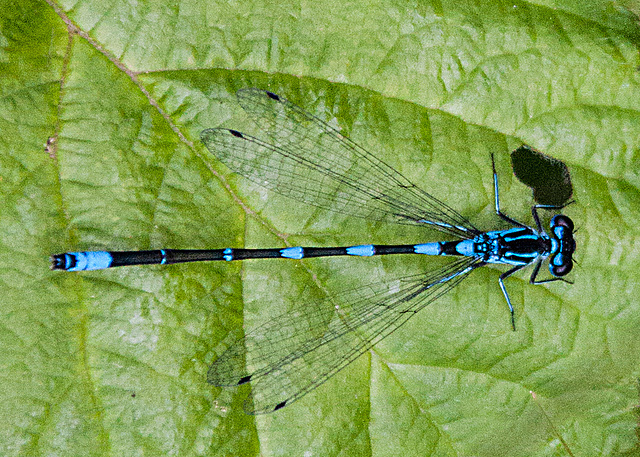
(51, 89), (576, 414)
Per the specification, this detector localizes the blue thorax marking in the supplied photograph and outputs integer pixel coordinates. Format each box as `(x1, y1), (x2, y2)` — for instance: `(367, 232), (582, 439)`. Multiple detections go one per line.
(223, 248), (233, 261)
(475, 228), (548, 265)
(415, 229), (548, 265)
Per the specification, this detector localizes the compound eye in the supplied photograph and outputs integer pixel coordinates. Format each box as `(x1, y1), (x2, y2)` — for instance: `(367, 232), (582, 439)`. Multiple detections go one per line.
(550, 214), (574, 231)
(550, 255), (573, 276)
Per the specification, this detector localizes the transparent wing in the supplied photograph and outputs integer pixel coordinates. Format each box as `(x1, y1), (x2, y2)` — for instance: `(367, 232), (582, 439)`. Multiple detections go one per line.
(208, 256), (483, 414)
(200, 89), (479, 238)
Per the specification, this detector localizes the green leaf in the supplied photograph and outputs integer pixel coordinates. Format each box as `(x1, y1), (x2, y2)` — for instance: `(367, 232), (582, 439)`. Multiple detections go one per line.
(1, 0), (639, 456)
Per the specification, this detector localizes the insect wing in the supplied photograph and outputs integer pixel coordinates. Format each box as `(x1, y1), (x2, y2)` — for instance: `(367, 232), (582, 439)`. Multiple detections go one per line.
(208, 256), (482, 413)
(200, 89), (478, 238)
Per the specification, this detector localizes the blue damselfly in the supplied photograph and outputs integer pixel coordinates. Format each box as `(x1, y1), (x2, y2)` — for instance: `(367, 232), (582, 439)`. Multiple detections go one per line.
(52, 89), (576, 414)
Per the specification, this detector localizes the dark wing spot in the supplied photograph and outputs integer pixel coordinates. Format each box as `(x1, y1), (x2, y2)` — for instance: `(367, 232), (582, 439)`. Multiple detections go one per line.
(274, 400), (287, 411)
(266, 91), (280, 101)
(238, 375), (252, 385)
(229, 129), (243, 138)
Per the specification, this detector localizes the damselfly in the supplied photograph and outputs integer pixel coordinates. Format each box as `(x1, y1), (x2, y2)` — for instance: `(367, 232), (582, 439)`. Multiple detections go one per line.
(51, 89), (576, 414)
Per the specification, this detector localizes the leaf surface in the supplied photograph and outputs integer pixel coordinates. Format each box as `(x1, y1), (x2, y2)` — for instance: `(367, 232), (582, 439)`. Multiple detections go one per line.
(1, 0), (639, 455)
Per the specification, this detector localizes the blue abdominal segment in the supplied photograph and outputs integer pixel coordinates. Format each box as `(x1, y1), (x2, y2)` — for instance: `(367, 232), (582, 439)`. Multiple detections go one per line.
(64, 251), (113, 271)
(346, 245), (376, 256)
(280, 247), (304, 259)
